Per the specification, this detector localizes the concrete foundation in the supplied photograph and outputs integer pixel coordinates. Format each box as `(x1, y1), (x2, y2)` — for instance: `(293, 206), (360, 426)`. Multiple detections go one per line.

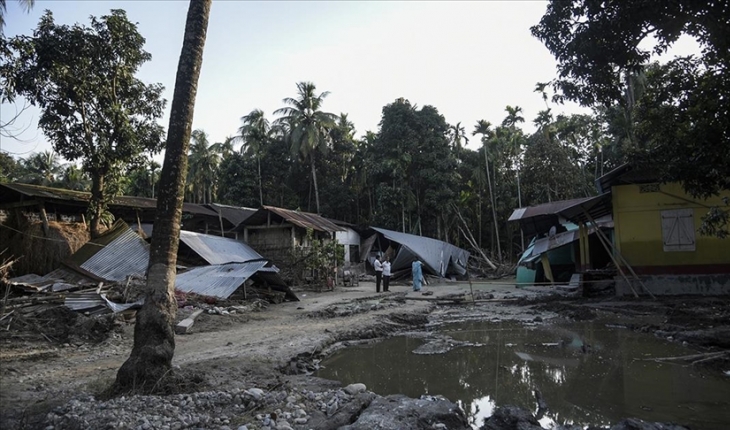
(615, 274), (730, 296)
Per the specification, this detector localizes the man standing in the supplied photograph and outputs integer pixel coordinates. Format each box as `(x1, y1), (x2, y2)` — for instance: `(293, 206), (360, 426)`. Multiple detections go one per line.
(382, 256), (391, 292)
(374, 255), (383, 293)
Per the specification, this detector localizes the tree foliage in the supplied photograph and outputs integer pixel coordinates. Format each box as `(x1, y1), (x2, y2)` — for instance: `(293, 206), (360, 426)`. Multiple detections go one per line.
(531, 0), (730, 199)
(274, 82), (337, 214)
(1, 9), (166, 236)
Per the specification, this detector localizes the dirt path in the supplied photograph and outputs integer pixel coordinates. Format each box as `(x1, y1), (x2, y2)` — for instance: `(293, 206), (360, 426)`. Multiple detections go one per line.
(0, 280), (536, 426)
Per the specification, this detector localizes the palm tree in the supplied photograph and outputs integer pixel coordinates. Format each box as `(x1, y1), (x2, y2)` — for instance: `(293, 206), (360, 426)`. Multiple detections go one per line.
(534, 82), (550, 109)
(0, 0), (34, 34)
(448, 122), (469, 157)
(20, 150), (60, 186)
(213, 135), (236, 159)
(188, 129), (220, 204)
(503, 106), (526, 250)
(473, 120), (501, 259)
(502, 105), (525, 128)
(116, 0), (212, 392)
(330, 113), (356, 182)
(274, 81), (336, 214)
(236, 109), (272, 206)
(60, 164), (90, 191)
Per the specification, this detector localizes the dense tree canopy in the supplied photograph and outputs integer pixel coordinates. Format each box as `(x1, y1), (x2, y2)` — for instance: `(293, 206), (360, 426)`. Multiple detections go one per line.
(531, 0), (730, 201)
(1, 9), (166, 236)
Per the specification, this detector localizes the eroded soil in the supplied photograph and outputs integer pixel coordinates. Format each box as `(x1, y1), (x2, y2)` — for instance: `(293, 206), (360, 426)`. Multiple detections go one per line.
(1, 281), (729, 429)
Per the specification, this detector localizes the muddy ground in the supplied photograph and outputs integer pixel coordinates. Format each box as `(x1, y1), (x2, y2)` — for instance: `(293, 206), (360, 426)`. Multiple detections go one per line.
(1, 280), (729, 429)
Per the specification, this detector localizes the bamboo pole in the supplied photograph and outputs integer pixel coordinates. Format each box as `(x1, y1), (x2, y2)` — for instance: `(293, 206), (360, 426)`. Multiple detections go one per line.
(581, 209), (655, 299)
(588, 217), (639, 298)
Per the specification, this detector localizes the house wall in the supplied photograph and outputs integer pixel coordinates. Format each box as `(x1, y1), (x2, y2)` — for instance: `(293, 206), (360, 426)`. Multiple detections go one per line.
(335, 228), (361, 266)
(612, 182), (730, 274)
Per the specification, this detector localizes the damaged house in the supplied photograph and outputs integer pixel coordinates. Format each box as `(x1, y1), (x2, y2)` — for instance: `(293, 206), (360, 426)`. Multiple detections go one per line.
(7, 219), (297, 315)
(510, 164), (730, 296)
(235, 206), (345, 281)
(360, 227), (470, 280)
(0, 182), (234, 236)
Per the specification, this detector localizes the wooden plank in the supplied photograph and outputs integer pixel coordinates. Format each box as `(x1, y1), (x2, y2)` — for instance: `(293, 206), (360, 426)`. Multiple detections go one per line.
(175, 309), (204, 335)
(0, 199), (40, 210)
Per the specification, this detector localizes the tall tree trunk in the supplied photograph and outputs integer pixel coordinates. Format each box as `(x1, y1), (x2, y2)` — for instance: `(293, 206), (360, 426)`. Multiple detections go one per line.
(484, 146), (501, 259)
(115, 0), (211, 392)
(310, 152), (320, 214)
(257, 155), (263, 206)
(89, 172), (105, 238)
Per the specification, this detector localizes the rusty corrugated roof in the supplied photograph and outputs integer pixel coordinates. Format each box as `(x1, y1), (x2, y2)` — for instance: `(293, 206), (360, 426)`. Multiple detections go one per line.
(238, 205), (344, 233)
(0, 183), (218, 217)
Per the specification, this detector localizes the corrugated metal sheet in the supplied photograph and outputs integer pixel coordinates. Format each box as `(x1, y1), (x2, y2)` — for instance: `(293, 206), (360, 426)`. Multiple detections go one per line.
(74, 221), (150, 282)
(179, 230), (262, 264)
(508, 197), (594, 222)
(206, 203), (257, 226)
(239, 205), (344, 233)
(64, 293), (143, 314)
(0, 183), (219, 216)
(558, 193), (614, 225)
(64, 293), (108, 313)
(174, 261), (268, 299)
(370, 227), (470, 277)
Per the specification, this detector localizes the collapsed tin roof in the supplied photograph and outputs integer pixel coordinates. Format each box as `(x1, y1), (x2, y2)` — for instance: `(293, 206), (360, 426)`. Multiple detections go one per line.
(365, 227), (470, 278)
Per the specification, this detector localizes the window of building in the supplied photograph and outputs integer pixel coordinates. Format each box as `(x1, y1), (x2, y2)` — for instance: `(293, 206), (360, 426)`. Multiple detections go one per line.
(661, 208), (696, 252)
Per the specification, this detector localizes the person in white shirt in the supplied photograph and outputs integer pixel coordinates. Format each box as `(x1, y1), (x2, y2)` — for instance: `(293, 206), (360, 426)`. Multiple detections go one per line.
(382, 256), (392, 292)
(373, 255), (383, 292)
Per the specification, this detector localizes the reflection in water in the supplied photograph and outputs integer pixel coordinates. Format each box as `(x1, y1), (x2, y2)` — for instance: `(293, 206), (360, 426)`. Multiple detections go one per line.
(316, 321), (730, 429)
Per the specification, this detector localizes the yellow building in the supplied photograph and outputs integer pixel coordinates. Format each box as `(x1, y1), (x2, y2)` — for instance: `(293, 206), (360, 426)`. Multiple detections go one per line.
(597, 165), (730, 295)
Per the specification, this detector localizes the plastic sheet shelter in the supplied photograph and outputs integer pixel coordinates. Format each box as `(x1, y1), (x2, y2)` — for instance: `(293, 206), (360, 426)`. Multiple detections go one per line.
(365, 227), (470, 278)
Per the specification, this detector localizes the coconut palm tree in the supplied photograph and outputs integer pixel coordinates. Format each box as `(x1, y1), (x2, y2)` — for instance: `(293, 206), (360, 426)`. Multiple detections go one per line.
(20, 150), (60, 186)
(116, 0), (212, 392)
(213, 136), (236, 159)
(188, 129), (220, 204)
(473, 120), (501, 259)
(236, 109), (272, 206)
(274, 82), (336, 214)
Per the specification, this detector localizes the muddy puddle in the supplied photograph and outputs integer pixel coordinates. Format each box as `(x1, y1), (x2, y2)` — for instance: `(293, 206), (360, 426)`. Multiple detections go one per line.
(316, 320), (730, 429)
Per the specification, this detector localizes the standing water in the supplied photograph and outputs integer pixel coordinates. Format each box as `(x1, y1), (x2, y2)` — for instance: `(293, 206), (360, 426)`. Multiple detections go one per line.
(316, 320), (730, 429)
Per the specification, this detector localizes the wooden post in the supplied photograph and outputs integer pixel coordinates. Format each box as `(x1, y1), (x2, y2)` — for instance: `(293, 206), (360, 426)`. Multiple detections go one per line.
(584, 224), (591, 269)
(38, 204), (50, 237)
(218, 209), (224, 237)
(590, 221), (639, 298)
(581, 209), (653, 298)
(578, 223), (586, 272)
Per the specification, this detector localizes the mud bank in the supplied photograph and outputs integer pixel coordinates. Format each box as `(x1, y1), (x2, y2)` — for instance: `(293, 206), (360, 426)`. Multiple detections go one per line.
(1, 281), (728, 429)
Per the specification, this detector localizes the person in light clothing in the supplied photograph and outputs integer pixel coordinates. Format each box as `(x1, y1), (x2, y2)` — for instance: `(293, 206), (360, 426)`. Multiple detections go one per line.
(382, 256), (391, 292)
(412, 259), (423, 292)
(374, 255), (383, 292)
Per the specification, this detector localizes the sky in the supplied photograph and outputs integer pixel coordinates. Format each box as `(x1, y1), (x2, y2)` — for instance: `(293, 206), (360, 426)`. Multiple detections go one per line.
(0, 1), (701, 161)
